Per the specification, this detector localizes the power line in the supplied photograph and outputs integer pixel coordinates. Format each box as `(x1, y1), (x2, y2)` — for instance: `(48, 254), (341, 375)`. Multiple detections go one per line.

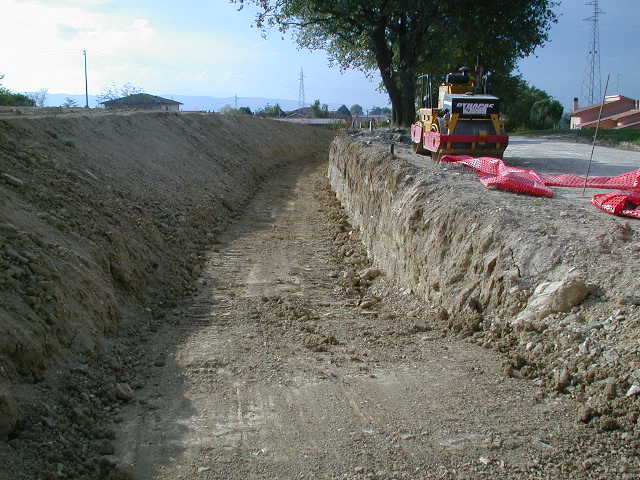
(581, 0), (604, 104)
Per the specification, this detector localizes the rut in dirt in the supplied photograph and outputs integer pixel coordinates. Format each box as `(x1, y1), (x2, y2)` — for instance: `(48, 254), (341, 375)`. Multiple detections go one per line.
(114, 153), (603, 480)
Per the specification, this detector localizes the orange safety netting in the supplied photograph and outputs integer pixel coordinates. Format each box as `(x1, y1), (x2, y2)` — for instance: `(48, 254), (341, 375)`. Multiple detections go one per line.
(439, 155), (640, 219)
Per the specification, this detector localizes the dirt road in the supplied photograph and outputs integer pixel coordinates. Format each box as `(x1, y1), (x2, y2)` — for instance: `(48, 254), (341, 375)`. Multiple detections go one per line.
(112, 151), (627, 479)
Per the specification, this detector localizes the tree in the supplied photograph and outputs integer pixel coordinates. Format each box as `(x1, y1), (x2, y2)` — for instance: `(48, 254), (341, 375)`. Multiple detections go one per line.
(350, 104), (363, 117)
(369, 106), (391, 115)
(0, 73), (35, 106)
(120, 82), (142, 97)
(62, 97), (78, 108)
(311, 99), (329, 118)
(233, 0), (558, 126)
(220, 104), (253, 115)
(97, 82), (143, 103)
(259, 103), (285, 117)
(336, 104), (351, 117)
(28, 88), (48, 107)
(530, 98), (563, 130)
(490, 73), (562, 130)
(0, 87), (34, 106)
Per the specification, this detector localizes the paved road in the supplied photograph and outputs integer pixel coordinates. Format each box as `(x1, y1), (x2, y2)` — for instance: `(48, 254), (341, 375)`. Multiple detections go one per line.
(506, 136), (640, 177)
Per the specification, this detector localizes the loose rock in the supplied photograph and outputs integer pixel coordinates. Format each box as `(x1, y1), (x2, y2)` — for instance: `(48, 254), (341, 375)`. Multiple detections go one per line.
(114, 383), (135, 403)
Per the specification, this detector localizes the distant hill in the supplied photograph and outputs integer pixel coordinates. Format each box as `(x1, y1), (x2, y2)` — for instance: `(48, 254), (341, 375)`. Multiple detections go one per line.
(43, 93), (345, 113)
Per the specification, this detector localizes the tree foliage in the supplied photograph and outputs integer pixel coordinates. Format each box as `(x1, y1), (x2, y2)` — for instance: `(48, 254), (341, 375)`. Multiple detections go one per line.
(349, 104), (363, 116)
(232, 0), (558, 126)
(311, 99), (329, 118)
(258, 103), (285, 117)
(0, 73), (37, 106)
(492, 74), (562, 130)
(530, 98), (564, 130)
(97, 82), (143, 103)
(369, 106), (391, 116)
(28, 88), (48, 107)
(220, 104), (253, 115)
(0, 87), (34, 106)
(62, 97), (79, 108)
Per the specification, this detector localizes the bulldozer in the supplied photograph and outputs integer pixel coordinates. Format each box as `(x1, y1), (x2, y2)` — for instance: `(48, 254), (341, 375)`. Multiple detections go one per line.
(410, 66), (508, 160)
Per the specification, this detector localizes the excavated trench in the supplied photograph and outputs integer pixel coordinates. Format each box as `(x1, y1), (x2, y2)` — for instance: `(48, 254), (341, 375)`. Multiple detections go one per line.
(1, 116), (640, 479)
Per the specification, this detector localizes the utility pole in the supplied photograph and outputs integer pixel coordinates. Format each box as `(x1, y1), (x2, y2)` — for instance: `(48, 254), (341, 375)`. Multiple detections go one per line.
(83, 49), (89, 108)
(298, 68), (305, 109)
(234, 94), (238, 109)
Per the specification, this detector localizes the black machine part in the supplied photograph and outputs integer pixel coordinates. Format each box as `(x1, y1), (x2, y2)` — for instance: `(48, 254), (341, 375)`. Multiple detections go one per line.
(444, 94), (500, 117)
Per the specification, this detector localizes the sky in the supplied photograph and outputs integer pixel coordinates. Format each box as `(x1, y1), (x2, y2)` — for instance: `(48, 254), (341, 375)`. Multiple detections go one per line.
(1, 0), (639, 111)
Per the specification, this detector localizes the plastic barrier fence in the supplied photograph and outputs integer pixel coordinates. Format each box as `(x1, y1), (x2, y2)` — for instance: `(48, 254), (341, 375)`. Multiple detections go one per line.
(439, 155), (640, 219)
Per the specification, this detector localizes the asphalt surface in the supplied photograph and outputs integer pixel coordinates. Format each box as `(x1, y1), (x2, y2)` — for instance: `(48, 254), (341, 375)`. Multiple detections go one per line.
(407, 135), (640, 213)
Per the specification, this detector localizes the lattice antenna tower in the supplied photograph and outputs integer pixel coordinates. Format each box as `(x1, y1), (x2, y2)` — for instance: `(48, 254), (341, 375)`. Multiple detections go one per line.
(581, 0), (605, 104)
(298, 68), (306, 108)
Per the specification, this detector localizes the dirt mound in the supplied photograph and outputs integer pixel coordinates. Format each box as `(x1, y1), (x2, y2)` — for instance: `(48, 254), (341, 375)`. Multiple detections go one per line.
(0, 112), (332, 455)
(328, 134), (640, 433)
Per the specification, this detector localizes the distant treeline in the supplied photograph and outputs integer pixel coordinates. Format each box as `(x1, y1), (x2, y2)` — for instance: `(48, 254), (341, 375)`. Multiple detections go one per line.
(493, 74), (564, 131)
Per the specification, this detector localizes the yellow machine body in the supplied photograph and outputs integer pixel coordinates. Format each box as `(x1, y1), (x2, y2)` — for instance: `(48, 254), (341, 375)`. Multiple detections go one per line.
(411, 70), (509, 159)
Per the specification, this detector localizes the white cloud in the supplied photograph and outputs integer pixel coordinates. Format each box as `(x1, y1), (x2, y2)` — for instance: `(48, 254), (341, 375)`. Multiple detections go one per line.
(0, 0), (259, 95)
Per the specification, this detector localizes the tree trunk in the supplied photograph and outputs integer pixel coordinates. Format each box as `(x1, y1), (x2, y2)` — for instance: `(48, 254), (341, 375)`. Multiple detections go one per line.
(370, 25), (405, 127)
(370, 19), (422, 127)
(399, 72), (416, 127)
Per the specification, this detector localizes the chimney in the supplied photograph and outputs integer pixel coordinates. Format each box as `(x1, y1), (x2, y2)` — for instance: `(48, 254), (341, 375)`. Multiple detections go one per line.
(573, 97), (579, 111)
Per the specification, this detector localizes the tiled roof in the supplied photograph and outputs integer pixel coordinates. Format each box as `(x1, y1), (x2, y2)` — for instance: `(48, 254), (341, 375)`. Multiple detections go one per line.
(579, 109), (640, 127)
(572, 95), (636, 114)
(101, 93), (182, 106)
(615, 109), (640, 119)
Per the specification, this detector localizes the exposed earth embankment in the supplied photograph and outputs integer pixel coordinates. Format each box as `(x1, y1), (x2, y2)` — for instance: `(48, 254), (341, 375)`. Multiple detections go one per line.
(329, 134), (640, 432)
(0, 112), (332, 434)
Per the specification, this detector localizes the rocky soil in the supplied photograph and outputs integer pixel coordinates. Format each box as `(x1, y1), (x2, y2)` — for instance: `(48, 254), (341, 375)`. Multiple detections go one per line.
(1, 115), (639, 479)
(329, 133), (640, 451)
(110, 154), (638, 479)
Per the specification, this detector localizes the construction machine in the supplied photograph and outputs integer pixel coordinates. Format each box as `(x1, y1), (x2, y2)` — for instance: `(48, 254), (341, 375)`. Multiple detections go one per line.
(410, 66), (508, 160)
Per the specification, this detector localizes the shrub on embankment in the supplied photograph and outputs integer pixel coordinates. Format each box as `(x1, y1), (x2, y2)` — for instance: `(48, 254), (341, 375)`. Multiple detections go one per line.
(0, 112), (333, 384)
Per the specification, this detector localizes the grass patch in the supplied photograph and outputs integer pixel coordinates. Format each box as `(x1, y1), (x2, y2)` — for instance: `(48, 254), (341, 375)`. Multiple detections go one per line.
(575, 128), (640, 147)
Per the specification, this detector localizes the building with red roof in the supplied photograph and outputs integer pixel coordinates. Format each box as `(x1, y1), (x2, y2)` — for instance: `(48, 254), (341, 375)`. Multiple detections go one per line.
(570, 95), (640, 129)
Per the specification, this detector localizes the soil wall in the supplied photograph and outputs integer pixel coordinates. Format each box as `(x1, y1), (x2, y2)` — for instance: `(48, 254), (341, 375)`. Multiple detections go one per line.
(0, 112), (333, 383)
(328, 134), (640, 427)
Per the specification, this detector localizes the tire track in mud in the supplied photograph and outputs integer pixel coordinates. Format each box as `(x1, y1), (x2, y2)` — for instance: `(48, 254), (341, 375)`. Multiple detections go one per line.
(112, 153), (620, 480)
